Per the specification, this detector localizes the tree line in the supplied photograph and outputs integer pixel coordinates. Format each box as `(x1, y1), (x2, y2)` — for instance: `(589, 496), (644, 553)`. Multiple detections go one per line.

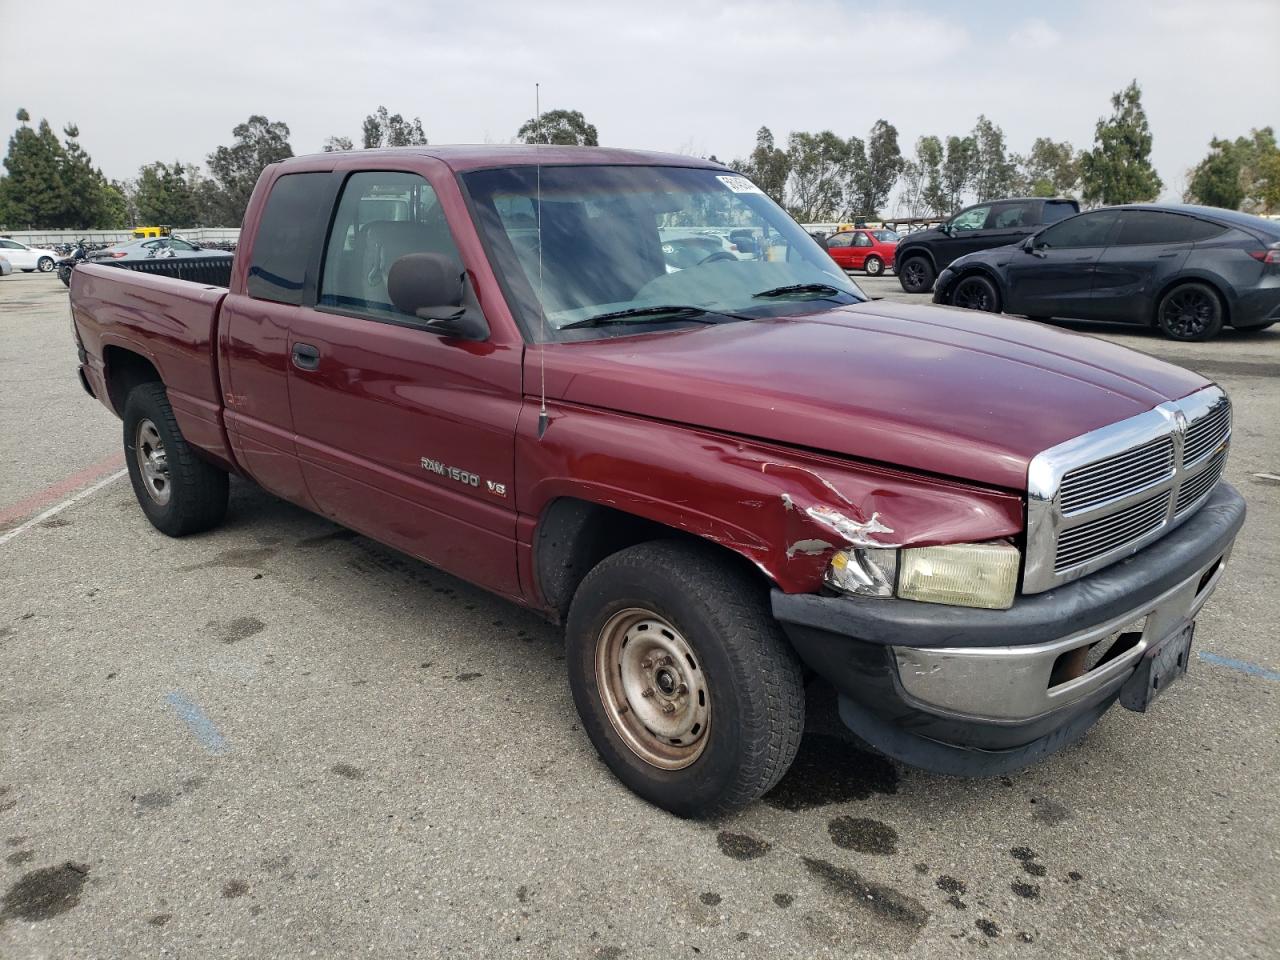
(1, 83), (1276, 230)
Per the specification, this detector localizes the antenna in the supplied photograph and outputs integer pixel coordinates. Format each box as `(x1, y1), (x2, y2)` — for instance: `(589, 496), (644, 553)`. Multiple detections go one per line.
(535, 82), (549, 440)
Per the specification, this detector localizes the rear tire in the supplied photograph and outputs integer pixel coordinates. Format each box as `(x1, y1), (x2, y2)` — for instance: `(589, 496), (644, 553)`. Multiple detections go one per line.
(864, 255), (884, 277)
(123, 382), (228, 537)
(1156, 283), (1224, 341)
(566, 540), (805, 818)
(898, 256), (935, 293)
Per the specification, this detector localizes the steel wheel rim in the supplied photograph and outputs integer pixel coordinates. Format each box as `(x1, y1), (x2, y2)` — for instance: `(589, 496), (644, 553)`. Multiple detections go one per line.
(866, 257), (882, 275)
(594, 607), (711, 770)
(1163, 290), (1214, 337)
(135, 418), (172, 505)
(953, 278), (993, 311)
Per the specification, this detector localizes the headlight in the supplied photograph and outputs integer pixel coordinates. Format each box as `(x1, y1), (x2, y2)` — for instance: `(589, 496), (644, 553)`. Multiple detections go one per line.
(825, 542), (1019, 610)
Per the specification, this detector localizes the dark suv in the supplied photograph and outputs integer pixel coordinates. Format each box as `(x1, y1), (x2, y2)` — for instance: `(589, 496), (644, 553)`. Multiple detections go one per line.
(932, 204), (1280, 340)
(897, 197), (1079, 293)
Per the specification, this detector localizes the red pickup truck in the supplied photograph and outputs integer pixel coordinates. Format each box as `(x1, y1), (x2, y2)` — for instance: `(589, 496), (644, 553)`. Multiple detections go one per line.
(69, 146), (1245, 817)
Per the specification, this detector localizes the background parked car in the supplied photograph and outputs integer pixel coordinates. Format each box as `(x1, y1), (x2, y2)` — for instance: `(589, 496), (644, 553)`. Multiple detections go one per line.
(0, 237), (59, 272)
(93, 236), (234, 262)
(896, 197), (1079, 293)
(825, 227), (899, 275)
(933, 204), (1280, 341)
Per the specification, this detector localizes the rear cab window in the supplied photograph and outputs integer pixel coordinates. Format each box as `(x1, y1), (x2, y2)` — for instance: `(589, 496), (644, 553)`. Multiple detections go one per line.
(246, 172), (337, 304)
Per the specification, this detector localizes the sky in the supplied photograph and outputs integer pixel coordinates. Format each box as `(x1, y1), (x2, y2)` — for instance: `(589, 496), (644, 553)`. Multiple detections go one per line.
(1, 0), (1277, 208)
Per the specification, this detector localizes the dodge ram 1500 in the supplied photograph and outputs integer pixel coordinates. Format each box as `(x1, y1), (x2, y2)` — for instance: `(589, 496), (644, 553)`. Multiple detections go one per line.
(69, 146), (1245, 817)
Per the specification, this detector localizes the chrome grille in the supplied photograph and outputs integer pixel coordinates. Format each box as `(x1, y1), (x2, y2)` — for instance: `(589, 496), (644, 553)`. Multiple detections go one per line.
(1025, 386), (1231, 593)
(1184, 400), (1231, 464)
(1055, 492), (1171, 572)
(1176, 449), (1226, 514)
(1059, 436), (1173, 514)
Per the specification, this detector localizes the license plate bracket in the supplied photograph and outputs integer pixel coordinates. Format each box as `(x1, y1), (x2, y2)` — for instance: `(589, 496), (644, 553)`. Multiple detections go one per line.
(1120, 620), (1195, 713)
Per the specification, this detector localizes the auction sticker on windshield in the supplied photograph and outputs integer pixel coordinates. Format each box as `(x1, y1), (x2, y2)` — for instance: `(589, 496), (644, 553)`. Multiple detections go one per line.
(717, 175), (762, 194)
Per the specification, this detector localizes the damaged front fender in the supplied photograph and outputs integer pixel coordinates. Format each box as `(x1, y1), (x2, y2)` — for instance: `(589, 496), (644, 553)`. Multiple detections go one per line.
(520, 403), (1024, 598)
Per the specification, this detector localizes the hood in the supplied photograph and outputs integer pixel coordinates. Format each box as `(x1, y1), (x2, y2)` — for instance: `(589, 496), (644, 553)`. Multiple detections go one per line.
(539, 302), (1210, 490)
(899, 226), (943, 247)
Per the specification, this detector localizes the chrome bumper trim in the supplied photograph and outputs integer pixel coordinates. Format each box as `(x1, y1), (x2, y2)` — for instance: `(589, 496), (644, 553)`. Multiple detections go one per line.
(893, 547), (1231, 722)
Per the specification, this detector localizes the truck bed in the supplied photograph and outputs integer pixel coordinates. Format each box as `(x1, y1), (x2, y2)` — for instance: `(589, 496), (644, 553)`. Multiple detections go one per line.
(70, 261), (234, 468)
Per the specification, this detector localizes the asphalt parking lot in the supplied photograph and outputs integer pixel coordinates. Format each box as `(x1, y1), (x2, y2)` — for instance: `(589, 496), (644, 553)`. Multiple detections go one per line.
(1, 269), (1277, 959)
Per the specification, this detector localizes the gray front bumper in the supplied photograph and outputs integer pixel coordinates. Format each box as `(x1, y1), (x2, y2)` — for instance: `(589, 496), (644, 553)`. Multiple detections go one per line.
(772, 483), (1246, 774)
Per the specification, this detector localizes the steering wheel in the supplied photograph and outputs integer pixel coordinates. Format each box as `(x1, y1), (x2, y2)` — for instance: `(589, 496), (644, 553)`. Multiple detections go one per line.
(697, 251), (739, 266)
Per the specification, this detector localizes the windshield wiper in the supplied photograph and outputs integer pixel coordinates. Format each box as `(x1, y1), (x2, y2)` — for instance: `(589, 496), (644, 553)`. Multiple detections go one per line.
(752, 282), (844, 299)
(559, 305), (748, 331)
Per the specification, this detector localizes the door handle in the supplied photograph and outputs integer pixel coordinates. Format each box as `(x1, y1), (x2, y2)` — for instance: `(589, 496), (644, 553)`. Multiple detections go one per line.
(291, 343), (320, 371)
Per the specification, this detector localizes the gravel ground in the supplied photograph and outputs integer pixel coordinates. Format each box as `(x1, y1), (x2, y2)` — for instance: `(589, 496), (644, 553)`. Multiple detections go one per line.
(1, 269), (1277, 959)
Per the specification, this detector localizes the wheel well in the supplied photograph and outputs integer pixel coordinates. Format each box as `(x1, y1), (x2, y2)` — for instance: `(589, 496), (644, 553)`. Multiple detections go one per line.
(103, 346), (163, 415)
(899, 248), (935, 271)
(1151, 277), (1230, 328)
(533, 497), (769, 621)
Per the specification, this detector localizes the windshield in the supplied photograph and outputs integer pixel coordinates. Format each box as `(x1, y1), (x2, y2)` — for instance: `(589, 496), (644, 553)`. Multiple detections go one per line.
(463, 165), (865, 340)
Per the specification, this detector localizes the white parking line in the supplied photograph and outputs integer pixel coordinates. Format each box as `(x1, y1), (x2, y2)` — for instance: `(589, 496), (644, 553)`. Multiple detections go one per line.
(0, 469), (128, 546)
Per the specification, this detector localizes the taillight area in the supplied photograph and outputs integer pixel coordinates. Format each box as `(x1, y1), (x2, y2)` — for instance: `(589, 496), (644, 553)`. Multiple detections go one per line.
(1248, 246), (1280, 265)
(109, 251), (129, 259)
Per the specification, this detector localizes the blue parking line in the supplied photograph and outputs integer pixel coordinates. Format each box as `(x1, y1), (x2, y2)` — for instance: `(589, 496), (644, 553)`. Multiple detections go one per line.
(165, 691), (229, 754)
(1197, 651), (1280, 682)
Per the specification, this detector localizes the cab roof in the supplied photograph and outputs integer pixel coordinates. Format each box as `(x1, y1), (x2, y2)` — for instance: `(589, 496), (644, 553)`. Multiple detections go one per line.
(278, 144), (727, 173)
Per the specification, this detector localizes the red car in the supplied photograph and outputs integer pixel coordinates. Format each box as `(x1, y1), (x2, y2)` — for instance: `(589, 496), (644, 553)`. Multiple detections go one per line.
(825, 228), (898, 275)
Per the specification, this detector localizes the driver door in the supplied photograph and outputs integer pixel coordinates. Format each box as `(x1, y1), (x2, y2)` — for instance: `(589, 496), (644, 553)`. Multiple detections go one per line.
(285, 163), (525, 598)
(1004, 211), (1119, 319)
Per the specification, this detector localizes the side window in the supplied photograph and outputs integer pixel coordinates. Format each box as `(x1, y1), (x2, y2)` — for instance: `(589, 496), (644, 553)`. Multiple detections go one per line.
(1042, 200), (1077, 224)
(247, 172), (335, 305)
(826, 232), (853, 248)
(950, 205), (992, 232)
(1037, 211), (1118, 249)
(852, 232), (874, 247)
(991, 202), (1036, 229)
(319, 171), (462, 323)
(1115, 211), (1192, 246)
(1183, 218), (1228, 242)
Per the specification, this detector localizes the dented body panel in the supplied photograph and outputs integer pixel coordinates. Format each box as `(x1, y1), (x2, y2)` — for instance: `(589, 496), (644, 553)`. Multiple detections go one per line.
(512, 399), (1022, 597)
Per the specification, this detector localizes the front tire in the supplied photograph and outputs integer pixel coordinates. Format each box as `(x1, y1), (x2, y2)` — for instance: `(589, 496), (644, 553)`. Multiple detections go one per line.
(898, 255), (935, 293)
(123, 382), (228, 537)
(1157, 283), (1224, 341)
(566, 540), (805, 818)
(37, 256), (54, 272)
(864, 255), (884, 277)
(950, 274), (1001, 313)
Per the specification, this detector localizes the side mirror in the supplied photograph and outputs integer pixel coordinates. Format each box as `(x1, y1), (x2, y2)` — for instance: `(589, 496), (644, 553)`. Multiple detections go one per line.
(388, 253), (488, 340)
(938, 222), (952, 236)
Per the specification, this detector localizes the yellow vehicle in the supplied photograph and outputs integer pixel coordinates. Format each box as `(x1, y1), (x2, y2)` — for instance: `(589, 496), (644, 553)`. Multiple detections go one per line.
(131, 225), (171, 239)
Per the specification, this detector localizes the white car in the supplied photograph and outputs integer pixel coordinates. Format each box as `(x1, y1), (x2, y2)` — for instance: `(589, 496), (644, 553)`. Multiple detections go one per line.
(0, 237), (58, 272)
